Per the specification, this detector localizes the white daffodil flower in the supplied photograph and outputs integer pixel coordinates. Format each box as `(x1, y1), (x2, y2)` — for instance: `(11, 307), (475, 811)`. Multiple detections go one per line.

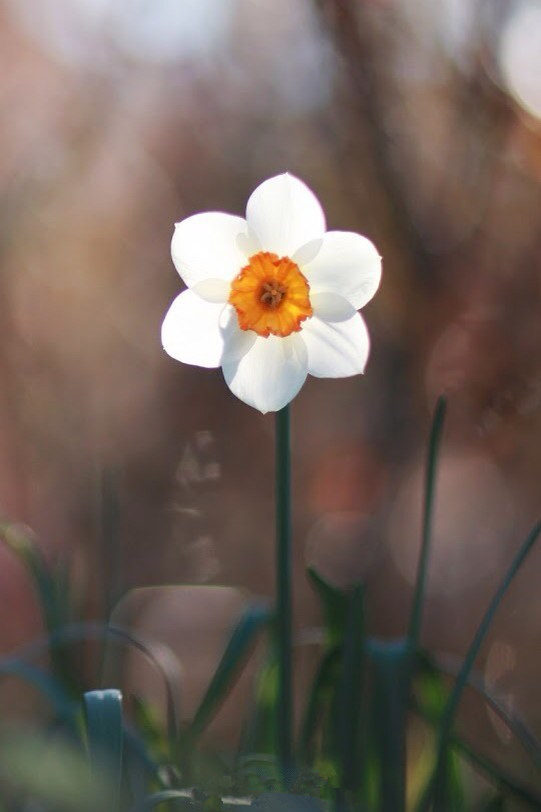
(161, 173), (382, 413)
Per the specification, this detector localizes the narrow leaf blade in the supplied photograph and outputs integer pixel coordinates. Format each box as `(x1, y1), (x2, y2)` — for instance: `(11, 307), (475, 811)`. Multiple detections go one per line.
(189, 602), (271, 740)
(306, 567), (348, 647)
(84, 688), (124, 806)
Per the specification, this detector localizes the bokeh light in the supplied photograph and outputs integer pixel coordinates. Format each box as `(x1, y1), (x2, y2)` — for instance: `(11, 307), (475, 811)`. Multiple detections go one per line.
(6, 0), (234, 67)
(500, 0), (541, 120)
(388, 454), (515, 597)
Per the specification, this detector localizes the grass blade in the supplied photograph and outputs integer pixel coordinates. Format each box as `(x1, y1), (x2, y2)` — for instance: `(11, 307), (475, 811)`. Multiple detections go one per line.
(306, 568), (349, 647)
(414, 700), (541, 809)
(189, 602), (271, 740)
(0, 522), (80, 694)
(453, 739), (540, 809)
(429, 653), (541, 771)
(407, 397), (447, 650)
(333, 585), (365, 797)
(239, 653), (279, 757)
(1, 622), (182, 763)
(298, 646), (340, 763)
(418, 519), (541, 810)
(84, 688), (124, 807)
(368, 639), (410, 812)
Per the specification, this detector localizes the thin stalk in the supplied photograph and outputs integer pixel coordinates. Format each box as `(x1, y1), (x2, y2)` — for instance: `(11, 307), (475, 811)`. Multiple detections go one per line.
(430, 653), (541, 770)
(275, 405), (293, 784)
(334, 585), (365, 795)
(407, 397), (447, 650)
(369, 639), (410, 812)
(413, 702), (541, 810)
(419, 519), (541, 810)
(298, 646), (340, 762)
(400, 398), (447, 808)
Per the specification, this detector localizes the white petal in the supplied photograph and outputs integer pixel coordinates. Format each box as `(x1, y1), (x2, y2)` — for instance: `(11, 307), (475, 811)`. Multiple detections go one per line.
(161, 290), (226, 369)
(192, 278), (230, 303)
(292, 238), (323, 266)
(219, 305), (257, 362)
(237, 227), (262, 257)
(301, 312), (370, 378)
(302, 231), (382, 310)
(311, 292), (356, 322)
(222, 333), (308, 413)
(171, 212), (248, 288)
(246, 173), (326, 257)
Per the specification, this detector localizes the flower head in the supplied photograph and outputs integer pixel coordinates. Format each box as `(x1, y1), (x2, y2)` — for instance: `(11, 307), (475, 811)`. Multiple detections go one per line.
(162, 173), (381, 413)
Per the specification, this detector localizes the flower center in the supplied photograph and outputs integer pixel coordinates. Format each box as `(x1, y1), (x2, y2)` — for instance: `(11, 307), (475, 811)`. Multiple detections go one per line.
(228, 251), (313, 338)
(260, 280), (287, 308)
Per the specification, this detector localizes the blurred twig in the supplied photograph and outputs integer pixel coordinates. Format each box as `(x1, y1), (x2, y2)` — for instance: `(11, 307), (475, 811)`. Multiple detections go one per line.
(313, 0), (434, 283)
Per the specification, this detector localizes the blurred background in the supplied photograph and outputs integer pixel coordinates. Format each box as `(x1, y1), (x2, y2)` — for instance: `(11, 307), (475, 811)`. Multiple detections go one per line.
(0, 0), (540, 797)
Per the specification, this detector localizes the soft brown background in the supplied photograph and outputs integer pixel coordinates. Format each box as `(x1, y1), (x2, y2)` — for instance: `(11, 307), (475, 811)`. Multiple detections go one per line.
(0, 0), (540, 798)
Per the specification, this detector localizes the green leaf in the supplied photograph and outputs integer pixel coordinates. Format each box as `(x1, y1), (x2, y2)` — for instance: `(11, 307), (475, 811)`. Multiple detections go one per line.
(240, 656), (279, 756)
(333, 584), (365, 794)
(0, 522), (80, 694)
(306, 568), (348, 647)
(414, 697), (541, 809)
(123, 725), (163, 803)
(84, 688), (124, 807)
(407, 396), (447, 650)
(368, 638), (411, 812)
(422, 519), (541, 810)
(131, 694), (170, 761)
(1, 621), (182, 762)
(189, 602), (271, 741)
(427, 653), (541, 771)
(412, 662), (472, 810)
(298, 647), (340, 763)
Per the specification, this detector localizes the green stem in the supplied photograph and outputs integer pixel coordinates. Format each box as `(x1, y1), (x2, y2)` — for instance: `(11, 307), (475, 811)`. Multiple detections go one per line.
(407, 397), (447, 650)
(369, 639), (410, 812)
(418, 519), (541, 811)
(275, 405), (293, 783)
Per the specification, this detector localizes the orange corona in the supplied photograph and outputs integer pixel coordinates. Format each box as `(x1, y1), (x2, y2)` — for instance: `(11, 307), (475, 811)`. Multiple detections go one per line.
(228, 251), (313, 338)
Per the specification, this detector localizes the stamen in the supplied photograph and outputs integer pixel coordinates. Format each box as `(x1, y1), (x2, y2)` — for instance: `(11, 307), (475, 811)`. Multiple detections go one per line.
(260, 281), (287, 308)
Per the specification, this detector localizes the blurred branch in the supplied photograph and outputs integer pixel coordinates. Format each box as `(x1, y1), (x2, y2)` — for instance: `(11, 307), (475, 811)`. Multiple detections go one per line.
(313, 0), (435, 284)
